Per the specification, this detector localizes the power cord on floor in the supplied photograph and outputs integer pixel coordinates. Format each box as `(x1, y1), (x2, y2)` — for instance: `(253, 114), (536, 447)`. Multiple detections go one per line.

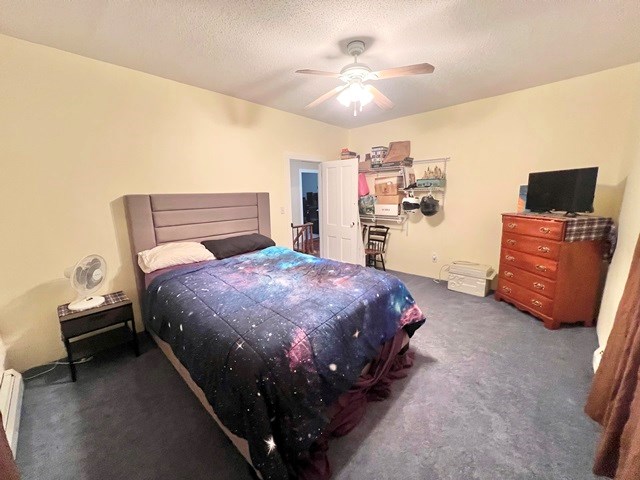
(433, 264), (450, 284)
(23, 356), (94, 380)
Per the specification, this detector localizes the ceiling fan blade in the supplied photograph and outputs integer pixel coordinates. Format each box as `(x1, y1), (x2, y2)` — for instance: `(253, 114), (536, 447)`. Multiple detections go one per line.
(364, 85), (394, 110)
(370, 63), (435, 80)
(296, 69), (341, 78)
(305, 85), (347, 109)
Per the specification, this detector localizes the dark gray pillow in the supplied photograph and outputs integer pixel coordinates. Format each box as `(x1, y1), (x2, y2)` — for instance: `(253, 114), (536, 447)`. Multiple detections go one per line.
(201, 233), (275, 259)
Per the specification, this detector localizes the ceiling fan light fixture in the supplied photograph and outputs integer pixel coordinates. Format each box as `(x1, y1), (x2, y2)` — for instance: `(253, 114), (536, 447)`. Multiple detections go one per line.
(297, 39), (433, 114)
(337, 83), (373, 109)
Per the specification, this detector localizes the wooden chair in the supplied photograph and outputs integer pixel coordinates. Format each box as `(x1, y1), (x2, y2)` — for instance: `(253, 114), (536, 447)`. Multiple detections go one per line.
(291, 222), (316, 255)
(365, 225), (390, 271)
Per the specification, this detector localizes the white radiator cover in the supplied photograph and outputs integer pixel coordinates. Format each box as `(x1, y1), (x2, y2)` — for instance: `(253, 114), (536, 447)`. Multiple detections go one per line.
(0, 369), (24, 458)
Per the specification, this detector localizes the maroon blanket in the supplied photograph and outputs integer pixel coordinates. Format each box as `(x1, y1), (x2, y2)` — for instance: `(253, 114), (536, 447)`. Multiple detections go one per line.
(0, 414), (20, 480)
(296, 330), (414, 479)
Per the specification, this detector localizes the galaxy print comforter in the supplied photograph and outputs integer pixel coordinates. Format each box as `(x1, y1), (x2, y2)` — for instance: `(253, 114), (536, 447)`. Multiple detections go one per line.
(144, 246), (425, 479)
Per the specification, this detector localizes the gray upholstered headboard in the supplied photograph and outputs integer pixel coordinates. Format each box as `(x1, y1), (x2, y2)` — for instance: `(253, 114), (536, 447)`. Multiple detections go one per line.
(124, 193), (270, 305)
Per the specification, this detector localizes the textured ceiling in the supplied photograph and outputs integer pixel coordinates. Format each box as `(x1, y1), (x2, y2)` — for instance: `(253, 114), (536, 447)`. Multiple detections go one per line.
(1, 1), (639, 128)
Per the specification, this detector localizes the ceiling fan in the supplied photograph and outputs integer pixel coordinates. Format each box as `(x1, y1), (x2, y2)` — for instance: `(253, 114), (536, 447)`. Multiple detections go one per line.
(296, 40), (434, 116)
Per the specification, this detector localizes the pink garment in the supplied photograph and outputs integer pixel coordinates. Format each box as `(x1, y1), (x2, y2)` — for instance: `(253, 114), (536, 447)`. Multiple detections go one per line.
(296, 329), (415, 479)
(358, 173), (370, 197)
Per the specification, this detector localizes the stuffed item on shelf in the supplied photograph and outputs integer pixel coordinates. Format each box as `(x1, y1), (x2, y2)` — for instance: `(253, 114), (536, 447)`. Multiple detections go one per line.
(358, 195), (375, 214)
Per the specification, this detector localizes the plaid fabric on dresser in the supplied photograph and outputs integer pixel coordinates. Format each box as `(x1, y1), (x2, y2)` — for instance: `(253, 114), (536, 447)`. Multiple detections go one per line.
(57, 291), (129, 318)
(564, 216), (617, 261)
(564, 216), (614, 242)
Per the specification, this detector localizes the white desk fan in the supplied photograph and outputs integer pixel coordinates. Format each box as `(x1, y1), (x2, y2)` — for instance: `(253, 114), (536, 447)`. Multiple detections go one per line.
(64, 255), (107, 311)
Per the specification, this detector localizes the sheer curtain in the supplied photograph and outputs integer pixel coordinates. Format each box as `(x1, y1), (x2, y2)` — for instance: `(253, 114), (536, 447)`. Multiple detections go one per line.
(585, 234), (640, 479)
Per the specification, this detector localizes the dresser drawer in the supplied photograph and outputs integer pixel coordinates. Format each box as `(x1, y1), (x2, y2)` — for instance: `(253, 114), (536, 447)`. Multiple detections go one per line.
(501, 233), (561, 260)
(502, 216), (565, 241)
(497, 279), (554, 318)
(499, 264), (556, 299)
(501, 248), (558, 280)
(61, 304), (131, 338)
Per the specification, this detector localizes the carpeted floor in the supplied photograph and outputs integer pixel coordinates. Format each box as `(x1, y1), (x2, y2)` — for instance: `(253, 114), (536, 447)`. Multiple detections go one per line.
(17, 272), (602, 480)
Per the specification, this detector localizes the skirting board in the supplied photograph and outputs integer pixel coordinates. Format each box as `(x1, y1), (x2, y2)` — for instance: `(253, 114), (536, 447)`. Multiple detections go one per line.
(0, 369), (24, 458)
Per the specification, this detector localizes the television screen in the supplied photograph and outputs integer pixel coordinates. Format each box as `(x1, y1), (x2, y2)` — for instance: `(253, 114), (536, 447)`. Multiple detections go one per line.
(525, 167), (598, 214)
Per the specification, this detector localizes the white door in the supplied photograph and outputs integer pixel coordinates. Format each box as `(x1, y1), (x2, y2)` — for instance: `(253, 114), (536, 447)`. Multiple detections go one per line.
(320, 159), (363, 265)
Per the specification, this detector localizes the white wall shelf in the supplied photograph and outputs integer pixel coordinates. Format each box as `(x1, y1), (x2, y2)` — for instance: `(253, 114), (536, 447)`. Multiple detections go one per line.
(359, 214), (407, 224)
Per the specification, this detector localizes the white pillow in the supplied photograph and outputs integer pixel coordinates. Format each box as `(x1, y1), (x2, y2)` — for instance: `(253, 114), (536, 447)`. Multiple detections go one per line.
(138, 242), (215, 274)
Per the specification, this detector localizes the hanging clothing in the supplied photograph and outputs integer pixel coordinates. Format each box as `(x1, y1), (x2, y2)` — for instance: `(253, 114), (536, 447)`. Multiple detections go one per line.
(585, 234), (640, 479)
(357, 173), (369, 197)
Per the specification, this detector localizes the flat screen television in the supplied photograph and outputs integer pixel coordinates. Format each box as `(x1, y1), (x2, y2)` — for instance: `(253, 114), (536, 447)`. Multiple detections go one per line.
(525, 167), (598, 215)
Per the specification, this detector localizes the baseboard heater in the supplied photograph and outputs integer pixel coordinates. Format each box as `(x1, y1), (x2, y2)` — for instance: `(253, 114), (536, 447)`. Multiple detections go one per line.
(0, 369), (24, 457)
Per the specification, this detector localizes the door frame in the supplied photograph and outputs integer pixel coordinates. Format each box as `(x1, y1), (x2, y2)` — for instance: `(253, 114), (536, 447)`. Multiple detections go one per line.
(284, 153), (324, 248)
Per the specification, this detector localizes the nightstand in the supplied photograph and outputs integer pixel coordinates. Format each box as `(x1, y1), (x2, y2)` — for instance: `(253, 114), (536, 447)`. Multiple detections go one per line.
(57, 291), (139, 381)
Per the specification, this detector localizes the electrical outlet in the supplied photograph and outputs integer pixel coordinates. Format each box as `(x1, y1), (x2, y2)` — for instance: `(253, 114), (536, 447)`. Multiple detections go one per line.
(432, 252), (438, 263)
(280, 206), (285, 214)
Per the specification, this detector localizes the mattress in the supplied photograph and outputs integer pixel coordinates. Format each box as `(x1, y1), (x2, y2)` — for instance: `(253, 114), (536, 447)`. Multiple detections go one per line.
(144, 246), (425, 478)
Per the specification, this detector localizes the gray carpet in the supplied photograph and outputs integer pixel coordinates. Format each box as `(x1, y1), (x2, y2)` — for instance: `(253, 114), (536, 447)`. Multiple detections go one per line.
(17, 272), (602, 480)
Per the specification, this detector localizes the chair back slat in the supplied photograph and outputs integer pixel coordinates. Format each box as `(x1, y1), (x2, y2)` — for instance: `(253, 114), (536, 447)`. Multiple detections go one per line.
(366, 226), (390, 253)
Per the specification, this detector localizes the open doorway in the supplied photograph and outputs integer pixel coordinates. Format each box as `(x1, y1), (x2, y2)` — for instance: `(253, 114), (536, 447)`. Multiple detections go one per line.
(290, 159), (321, 255)
(301, 171), (319, 234)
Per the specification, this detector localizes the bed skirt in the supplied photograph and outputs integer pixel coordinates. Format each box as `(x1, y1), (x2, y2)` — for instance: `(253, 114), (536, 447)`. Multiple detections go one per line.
(150, 329), (413, 479)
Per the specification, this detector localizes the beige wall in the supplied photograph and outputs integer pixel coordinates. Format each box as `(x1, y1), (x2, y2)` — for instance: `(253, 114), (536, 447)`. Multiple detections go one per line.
(0, 35), (347, 372)
(350, 63), (640, 279)
(1, 32), (638, 372)
(596, 150), (640, 347)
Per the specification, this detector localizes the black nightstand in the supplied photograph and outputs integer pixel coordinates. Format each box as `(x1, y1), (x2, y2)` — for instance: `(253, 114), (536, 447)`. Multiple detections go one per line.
(57, 291), (139, 381)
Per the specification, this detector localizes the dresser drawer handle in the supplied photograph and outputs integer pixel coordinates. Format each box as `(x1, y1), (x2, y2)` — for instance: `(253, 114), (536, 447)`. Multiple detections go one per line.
(535, 264), (547, 272)
(539, 227), (551, 234)
(537, 246), (551, 253)
(507, 222), (517, 229)
(506, 239), (516, 246)
(505, 255), (515, 262)
(502, 286), (512, 294)
(531, 299), (543, 308)
(504, 271), (514, 278)
(533, 282), (545, 290)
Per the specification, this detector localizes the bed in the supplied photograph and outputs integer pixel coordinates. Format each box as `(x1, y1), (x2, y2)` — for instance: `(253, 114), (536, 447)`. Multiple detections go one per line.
(124, 193), (425, 479)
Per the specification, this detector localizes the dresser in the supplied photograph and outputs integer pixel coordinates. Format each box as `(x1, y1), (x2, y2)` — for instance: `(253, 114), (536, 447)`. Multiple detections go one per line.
(495, 213), (611, 329)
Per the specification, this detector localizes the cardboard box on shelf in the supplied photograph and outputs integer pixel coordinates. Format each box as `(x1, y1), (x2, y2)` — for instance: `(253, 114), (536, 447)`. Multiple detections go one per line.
(384, 141), (410, 163)
(376, 194), (405, 205)
(374, 176), (403, 195)
(358, 160), (372, 172)
(374, 204), (401, 216)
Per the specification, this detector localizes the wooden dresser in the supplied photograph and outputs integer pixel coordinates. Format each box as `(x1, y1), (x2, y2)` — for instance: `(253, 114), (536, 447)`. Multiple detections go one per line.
(495, 213), (608, 329)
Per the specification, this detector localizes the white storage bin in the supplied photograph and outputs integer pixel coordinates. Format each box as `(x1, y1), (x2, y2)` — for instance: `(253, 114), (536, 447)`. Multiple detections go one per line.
(447, 261), (496, 297)
(374, 204), (400, 216)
